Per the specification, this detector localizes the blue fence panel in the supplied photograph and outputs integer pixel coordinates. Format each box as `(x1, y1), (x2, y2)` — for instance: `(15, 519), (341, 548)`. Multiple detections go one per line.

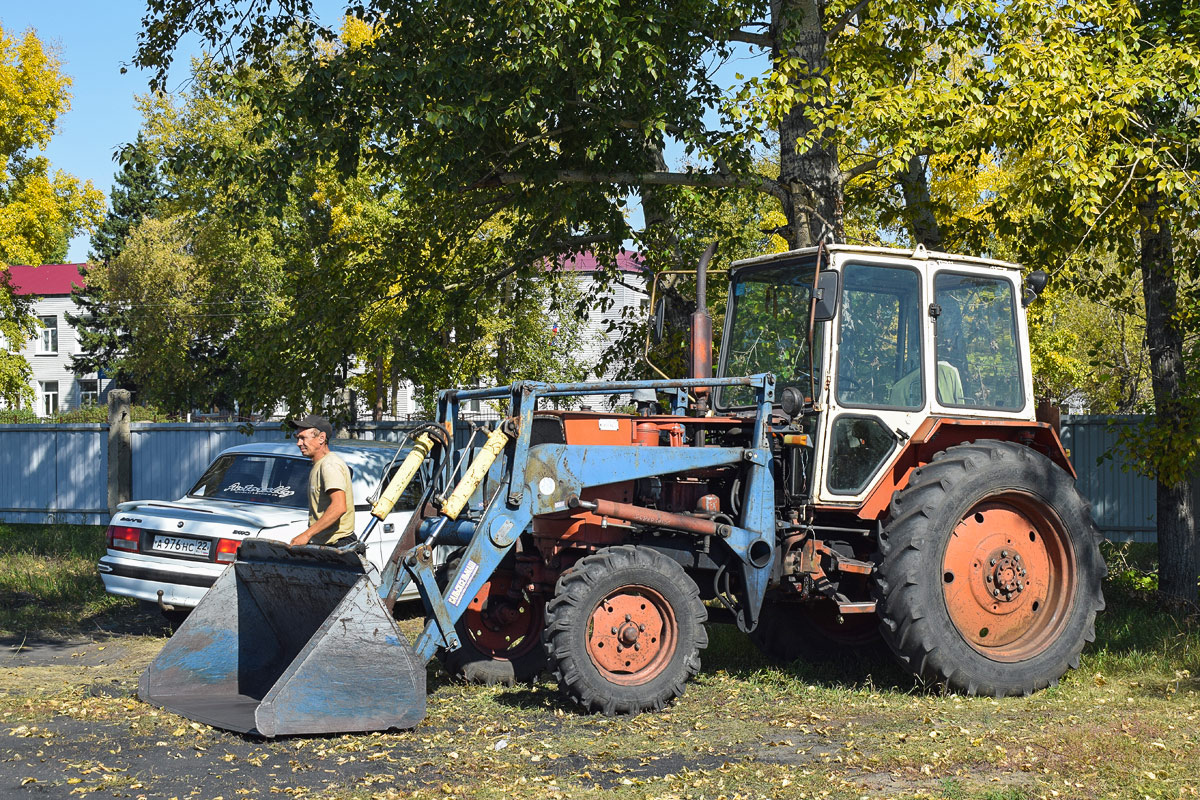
(54, 426), (108, 524)
(2, 416), (1179, 544)
(1061, 415), (1158, 543)
(0, 424), (107, 525)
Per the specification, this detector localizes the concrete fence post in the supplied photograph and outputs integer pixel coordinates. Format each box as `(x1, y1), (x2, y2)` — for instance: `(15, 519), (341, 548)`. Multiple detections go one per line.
(107, 390), (132, 516)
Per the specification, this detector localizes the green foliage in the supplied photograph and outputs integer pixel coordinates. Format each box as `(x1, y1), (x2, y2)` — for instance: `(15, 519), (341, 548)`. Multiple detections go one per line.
(0, 523), (127, 634)
(70, 134), (165, 392)
(0, 24), (104, 410)
(0, 403), (170, 424)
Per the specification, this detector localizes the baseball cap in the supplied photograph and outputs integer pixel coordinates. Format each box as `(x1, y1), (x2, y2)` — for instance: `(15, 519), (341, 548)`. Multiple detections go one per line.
(288, 414), (334, 440)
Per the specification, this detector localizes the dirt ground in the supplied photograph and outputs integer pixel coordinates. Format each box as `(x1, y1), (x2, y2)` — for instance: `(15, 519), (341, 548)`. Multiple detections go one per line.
(4, 607), (1197, 800)
(0, 612), (842, 800)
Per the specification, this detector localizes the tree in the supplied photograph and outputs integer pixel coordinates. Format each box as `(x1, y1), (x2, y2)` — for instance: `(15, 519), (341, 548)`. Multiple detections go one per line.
(959, 0), (1200, 602)
(70, 134), (164, 390)
(0, 23), (104, 408)
(130, 1), (1200, 600)
(92, 35), (592, 419)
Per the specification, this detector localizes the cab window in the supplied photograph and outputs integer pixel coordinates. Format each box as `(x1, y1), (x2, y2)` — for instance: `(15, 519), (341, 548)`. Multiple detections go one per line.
(934, 273), (1024, 409)
(836, 264), (923, 409)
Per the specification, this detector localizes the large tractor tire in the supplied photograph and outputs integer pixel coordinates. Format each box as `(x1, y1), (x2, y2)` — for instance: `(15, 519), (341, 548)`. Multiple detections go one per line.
(750, 598), (882, 664)
(875, 441), (1105, 696)
(436, 554), (548, 686)
(544, 545), (708, 715)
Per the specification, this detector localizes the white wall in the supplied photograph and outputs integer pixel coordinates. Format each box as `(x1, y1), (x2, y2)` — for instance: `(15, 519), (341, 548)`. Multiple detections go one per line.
(11, 294), (108, 415)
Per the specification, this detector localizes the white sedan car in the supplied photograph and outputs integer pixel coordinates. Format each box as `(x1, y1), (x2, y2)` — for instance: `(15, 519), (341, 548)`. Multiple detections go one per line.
(98, 439), (427, 621)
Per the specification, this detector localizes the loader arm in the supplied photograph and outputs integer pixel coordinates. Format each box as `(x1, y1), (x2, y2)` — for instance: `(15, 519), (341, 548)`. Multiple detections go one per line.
(390, 373), (779, 662)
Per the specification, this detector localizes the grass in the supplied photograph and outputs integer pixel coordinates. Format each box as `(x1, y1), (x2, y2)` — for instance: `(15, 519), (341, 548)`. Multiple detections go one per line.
(1, 527), (1198, 799)
(0, 523), (134, 634)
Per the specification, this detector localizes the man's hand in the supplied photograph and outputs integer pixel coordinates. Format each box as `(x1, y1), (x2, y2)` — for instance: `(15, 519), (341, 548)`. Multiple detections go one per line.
(290, 531), (316, 547)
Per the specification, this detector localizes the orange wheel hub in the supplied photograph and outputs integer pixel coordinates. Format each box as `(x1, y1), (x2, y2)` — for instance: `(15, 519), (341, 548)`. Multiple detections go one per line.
(941, 495), (1076, 661)
(586, 587), (677, 685)
(461, 571), (542, 660)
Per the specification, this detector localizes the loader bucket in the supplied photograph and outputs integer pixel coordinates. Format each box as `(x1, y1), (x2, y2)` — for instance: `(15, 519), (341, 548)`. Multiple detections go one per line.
(138, 539), (426, 737)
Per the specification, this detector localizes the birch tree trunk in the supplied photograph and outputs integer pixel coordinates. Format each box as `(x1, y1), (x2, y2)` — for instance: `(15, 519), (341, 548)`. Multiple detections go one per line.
(775, 0), (845, 248)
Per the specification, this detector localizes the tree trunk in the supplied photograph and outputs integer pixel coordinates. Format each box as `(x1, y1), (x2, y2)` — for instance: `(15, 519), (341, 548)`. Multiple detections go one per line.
(775, 0), (845, 247)
(373, 349), (385, 422)
(1138, 189), (1199, 604)
(897, 155), (943, 250)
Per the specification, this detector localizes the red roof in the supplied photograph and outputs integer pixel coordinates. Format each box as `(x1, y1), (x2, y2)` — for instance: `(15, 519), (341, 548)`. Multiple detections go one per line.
(556, 251), (644, 274)
(4, 264), (88, 296)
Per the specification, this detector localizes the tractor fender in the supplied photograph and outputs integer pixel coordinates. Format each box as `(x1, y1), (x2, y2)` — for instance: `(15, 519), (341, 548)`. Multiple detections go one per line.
(852, 417), (1073, 522)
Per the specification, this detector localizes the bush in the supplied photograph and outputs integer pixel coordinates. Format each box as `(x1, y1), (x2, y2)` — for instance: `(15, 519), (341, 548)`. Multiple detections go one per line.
(0, 403), (173, 425)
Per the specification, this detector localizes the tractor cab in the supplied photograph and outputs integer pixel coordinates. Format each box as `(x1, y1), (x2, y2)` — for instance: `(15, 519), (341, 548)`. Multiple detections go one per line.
(717, 245), (1037, 507)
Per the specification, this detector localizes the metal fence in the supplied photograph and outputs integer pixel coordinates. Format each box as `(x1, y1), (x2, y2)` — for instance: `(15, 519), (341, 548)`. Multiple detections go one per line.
(0, 420), (453, 526)
(1059, 415), (1170, 544)
(0, 415), (1180, 541)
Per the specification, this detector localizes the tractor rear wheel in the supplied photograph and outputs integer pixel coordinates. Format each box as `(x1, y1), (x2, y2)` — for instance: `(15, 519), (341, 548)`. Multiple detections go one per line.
(750, 598), (882, 664)
(544, 545), (708, 715)
(875, 441), (1105, 696)
(436, 554), (547, 686)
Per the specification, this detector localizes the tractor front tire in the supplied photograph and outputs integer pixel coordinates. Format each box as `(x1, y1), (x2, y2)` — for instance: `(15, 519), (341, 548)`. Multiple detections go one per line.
(875, 441), (1105, 696)
(544, 545), (708, 715)
(436, 554), (547, 686)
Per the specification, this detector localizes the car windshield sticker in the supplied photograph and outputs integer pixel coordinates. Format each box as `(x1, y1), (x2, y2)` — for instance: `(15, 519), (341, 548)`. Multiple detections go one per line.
(222, 482), (296, 499)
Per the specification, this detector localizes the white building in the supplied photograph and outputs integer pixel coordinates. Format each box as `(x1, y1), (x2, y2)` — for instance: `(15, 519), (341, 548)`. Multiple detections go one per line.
(556, 251), (648, 379)
(4, 263), (111, 416)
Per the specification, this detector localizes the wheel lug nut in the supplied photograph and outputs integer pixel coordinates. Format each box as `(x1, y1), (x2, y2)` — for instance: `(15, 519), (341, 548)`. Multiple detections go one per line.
(611, 627), (618, 635)
(986, 575), (993, 583)
(992, 589), (1000, 597)
(633, 643), (640, 651)
(990, 558), (997, 566)
(625, 614), (632, 622)
(638, 624), (645, 632)
(616, 644), (623, 652)
(1001, 550), (1009, 558)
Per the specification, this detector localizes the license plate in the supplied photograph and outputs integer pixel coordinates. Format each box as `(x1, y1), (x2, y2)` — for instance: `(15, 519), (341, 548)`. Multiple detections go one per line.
(151, 535), (211, 558)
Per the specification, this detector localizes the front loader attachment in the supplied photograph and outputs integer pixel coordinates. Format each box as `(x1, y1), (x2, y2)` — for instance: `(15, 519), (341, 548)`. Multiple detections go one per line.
(138, 540), (426, 737)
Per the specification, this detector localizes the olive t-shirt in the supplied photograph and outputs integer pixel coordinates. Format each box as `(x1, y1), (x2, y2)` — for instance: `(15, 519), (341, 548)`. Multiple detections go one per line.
(307, 452), (355, 544)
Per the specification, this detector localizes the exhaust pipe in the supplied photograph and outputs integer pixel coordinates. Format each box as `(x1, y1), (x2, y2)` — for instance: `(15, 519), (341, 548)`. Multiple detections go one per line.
(691, 242), (717, 414)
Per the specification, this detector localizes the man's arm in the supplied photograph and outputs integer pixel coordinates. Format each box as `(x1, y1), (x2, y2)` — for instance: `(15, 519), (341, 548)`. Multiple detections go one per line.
(290, 488), (347, 546)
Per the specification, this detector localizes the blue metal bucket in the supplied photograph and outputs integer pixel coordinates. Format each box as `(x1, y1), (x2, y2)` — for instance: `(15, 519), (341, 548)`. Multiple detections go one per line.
(138, 539), (427, 737)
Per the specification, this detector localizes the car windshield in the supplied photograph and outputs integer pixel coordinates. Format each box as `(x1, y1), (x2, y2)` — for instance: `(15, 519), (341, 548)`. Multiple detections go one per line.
(188, 454), (311, 509)
(718, 259), (821, 407)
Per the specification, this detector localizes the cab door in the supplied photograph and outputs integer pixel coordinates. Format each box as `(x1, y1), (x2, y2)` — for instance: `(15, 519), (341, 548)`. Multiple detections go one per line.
(818, 260), (927, 501)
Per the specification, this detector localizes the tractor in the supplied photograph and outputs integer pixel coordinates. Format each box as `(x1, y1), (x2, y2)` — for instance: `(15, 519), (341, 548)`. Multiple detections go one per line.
(141, 244), (1104, 736)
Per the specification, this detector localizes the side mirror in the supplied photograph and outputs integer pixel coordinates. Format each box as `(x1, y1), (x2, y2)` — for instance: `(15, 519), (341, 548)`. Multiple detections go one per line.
(812, 271), (840, 321)
(1022, 270), (1048, 307)
(652, 297), (666, 343)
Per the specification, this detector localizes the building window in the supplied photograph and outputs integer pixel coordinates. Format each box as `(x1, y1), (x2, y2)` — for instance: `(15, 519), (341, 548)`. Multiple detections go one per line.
(79, 379), (99, 406)
(40, 381), (59, 416)
(37, 316), (58, 354)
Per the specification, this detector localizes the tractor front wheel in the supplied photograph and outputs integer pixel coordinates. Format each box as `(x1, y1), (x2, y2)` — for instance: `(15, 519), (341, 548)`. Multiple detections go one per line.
(436, 554), (547, 686)
(544, 545), (708, 715)
(875, 441), (1105, 696)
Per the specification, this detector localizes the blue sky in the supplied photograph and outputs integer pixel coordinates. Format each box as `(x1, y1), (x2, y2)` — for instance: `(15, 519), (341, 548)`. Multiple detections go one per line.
(4, 2), (767, 263)
(2, 2), (175, 261)
(1, 1), (343, 263)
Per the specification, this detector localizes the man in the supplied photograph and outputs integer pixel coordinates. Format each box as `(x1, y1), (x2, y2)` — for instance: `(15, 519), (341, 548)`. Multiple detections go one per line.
(288, 414), (356, 547)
